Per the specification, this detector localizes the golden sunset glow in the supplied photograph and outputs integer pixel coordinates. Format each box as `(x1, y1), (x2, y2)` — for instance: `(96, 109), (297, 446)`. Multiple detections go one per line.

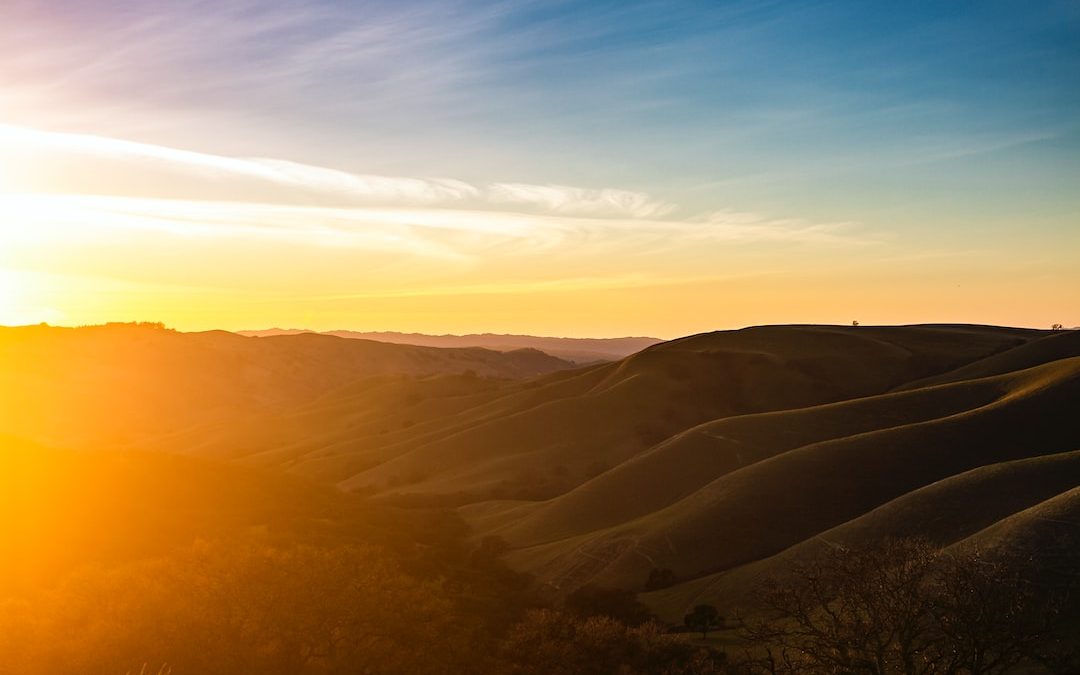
(0, 275), (19, 326)
(0, 120), (1077, 335)
(0, 271), (40, 327)
(2, 3), (1080, 674)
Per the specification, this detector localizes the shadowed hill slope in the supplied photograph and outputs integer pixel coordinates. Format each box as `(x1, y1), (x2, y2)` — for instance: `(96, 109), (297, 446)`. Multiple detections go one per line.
(135, 324), (1045, 501)
(956, 485), (1080, 583)
(896, 328), (1080, 390)
(490, 356), (1079, 592)
(642, 448), (1080, 622)
(331, 325), (1040, 501)
(472, 370), (1018, 546)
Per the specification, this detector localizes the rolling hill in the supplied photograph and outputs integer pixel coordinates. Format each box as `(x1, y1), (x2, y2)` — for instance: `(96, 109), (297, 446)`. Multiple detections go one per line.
(0, 434), (396, 594)
(0, 323), (573, 448)
(4, 322), (1077, 628)
(137, 324), (1043, 502)
(479, 355), (1076, 588)
(330, 324), (1041, 498)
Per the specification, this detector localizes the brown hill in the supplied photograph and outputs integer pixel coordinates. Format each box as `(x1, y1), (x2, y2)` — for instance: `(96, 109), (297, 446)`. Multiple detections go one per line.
(334, 324), (1039, 500)
(895, 328), (1080, 390)
(643, 448), (1080, 622)
(486, 356), (1079, 593)
(0, 435), (389, 593)
(0, 323), (572, 448)
(472, 370), (1015, 547)
(7, 322), (1075, 625)
(139, 324), (1043, 502)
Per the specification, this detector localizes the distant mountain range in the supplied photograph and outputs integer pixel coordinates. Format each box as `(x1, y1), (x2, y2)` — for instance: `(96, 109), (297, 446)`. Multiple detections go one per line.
(239, 329), (662, 363)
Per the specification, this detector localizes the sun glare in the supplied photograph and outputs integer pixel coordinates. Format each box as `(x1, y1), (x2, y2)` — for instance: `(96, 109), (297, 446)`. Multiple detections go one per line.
(0, 271), (25, 326)
(0, 270), (48, 327)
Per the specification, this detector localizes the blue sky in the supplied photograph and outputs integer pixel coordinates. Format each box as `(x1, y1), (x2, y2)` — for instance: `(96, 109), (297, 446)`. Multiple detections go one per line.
(0, 0), (1077, 333)
(7, 1), (1078, 191)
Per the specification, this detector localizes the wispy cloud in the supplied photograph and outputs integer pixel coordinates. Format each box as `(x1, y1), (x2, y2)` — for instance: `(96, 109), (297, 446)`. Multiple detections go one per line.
(0, 124), (865, 250)
(694, 210), (864, 244)
(0, 121), (871, 311)
(487, 183), (676, 218)
(0, 124), (480, 205)
(0, 124), (688, 225)
(250, 158), (482, 203)
(3, 0), (1074, 214)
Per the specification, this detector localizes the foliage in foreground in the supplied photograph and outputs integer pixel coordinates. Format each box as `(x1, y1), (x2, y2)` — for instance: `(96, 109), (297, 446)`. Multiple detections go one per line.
(0, 536), (721, 675)
(2, 543), (473, 675)
(738, 538), (1077, 675)
(502, 609), (724, 675)
(1, 531), (1075, 674)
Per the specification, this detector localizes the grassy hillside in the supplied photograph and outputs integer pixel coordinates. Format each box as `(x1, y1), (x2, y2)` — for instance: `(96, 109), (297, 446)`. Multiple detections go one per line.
(956, 485), (1080, 582)
(0, 434), (424, 594)
(896, 329), (1080, 390)
(331, 324), (1038, 501)
(72, 324), (1047, 504)
(5, 322), (1075, 637)
(491, 356), (1079, 592)
(122, 324), (1040, 502)
(472, 368), (1015, 546)
(643, 449), (1080, 622)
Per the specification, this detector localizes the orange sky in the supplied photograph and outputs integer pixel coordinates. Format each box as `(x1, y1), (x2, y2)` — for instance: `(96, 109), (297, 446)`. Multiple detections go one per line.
(0, 124), (1077, 337)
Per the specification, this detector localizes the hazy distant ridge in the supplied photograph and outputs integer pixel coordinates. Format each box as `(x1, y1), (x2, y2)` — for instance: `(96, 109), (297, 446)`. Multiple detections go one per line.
(240, 329), (662, 363)
(0, 323), (575, 448)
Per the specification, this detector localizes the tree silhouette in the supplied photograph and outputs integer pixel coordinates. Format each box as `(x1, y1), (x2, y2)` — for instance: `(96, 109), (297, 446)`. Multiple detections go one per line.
(645, 567), (678, 590)
(740, 538), (1071, 675)
(565, 585), (654, 626)
(684, 604), (722, 639)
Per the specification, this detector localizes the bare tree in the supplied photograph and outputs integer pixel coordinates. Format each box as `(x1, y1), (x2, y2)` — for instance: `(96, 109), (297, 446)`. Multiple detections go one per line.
(739, 539), (1069, 675)
(930, 550), (1066, 675)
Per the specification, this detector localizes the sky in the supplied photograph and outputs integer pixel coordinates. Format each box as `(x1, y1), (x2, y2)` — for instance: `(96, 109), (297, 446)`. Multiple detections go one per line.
(0, 0), (1077, 337)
